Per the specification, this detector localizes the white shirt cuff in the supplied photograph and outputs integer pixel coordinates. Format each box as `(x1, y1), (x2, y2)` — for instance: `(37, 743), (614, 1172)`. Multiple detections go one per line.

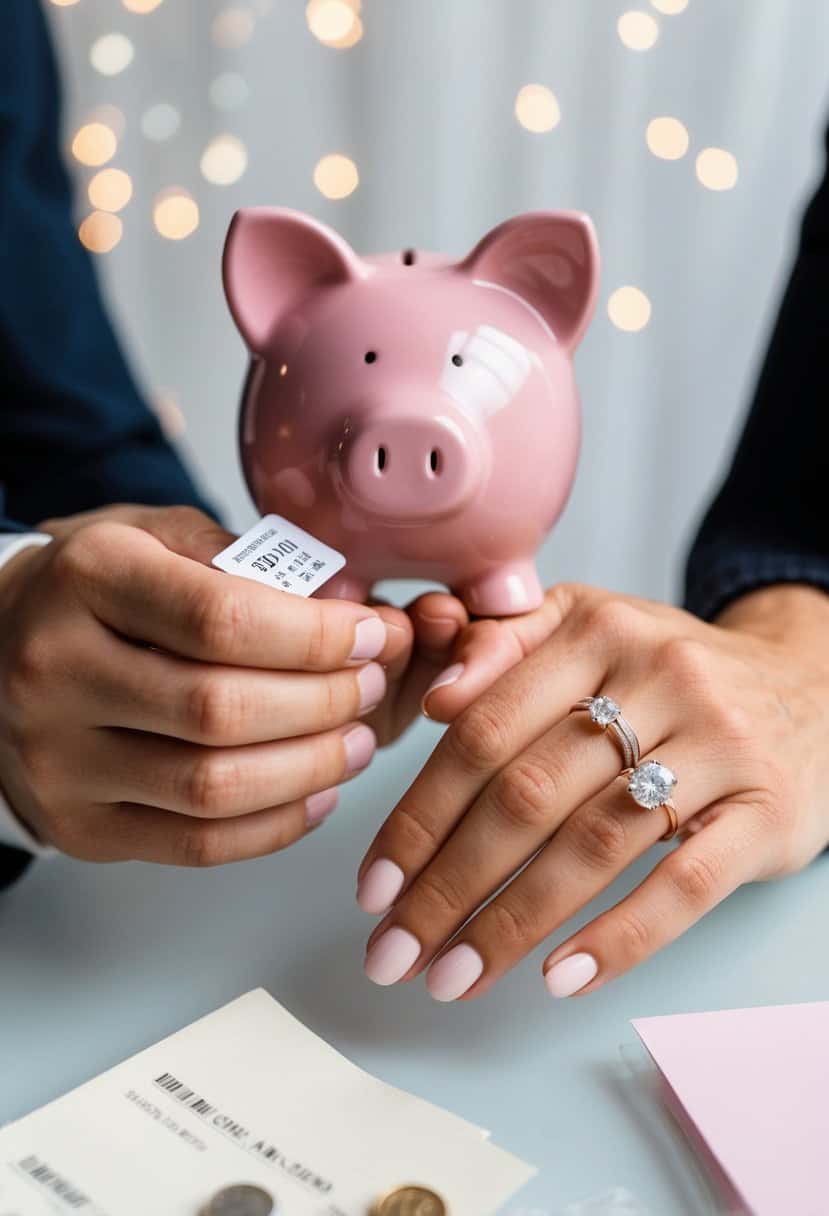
(0, 533), (56, 857)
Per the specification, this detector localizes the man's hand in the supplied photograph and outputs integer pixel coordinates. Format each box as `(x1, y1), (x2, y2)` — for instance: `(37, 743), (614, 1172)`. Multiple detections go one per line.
(0, 505), (397, 865)
(361, 593), (469, 748)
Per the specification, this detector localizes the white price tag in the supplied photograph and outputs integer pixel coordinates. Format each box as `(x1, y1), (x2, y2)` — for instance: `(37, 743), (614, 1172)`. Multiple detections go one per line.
(212, 514), (345, 597)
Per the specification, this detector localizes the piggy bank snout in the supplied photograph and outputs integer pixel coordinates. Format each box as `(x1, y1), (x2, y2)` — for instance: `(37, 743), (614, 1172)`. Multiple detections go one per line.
(341, 415), (484, 520)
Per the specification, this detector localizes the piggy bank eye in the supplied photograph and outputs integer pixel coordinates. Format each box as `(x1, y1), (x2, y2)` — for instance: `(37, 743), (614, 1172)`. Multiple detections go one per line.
(364, 351), (378, 364)
(451, 353), (464, 367)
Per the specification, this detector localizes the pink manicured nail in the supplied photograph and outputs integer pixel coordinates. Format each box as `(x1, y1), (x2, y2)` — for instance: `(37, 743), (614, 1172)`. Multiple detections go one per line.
(305, 787), (339, 826)
(341, 723), (376, 775)
(421, 662), (465, 714)
(364, 927), (421, 986)
(427, 943), (484, 1002)
(357, 859), (405, 914)
(349, 617), (387, 662)
(544, 952), (598, 998)
(357, 662), (387, 713)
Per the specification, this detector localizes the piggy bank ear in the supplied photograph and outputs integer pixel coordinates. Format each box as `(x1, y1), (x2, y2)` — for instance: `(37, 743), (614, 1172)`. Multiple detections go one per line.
(223, 208), (365, 353)
(460, 211), (599, 351)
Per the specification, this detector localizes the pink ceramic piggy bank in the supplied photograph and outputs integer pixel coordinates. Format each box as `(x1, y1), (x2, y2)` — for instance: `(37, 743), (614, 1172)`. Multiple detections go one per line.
(223, 207), (598, 616)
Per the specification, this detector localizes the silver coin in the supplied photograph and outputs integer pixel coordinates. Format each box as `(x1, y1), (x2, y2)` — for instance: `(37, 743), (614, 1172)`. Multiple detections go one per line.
(205, 1184), (275, 1216)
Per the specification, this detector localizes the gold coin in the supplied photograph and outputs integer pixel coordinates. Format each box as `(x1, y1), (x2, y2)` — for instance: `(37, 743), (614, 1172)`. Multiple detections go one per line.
(372, 1184), (447, 1216)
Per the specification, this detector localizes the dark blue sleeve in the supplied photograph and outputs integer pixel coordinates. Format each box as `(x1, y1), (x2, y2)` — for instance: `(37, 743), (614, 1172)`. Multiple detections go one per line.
(685, 126), (829, 619)
(0, 1), (216, 534)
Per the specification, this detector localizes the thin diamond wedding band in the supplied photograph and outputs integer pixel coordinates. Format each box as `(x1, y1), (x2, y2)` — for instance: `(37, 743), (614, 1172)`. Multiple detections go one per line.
(623, 759), (679, 841)
(571, 696), (641, 769)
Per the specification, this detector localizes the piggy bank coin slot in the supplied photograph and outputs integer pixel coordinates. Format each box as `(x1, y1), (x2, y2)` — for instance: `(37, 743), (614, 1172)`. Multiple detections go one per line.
(376, 445), (388, 474)
(428, 448), (441, 476)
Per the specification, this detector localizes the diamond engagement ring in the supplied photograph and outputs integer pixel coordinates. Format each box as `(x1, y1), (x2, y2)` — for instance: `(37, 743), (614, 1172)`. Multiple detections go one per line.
(571, 696), (641, 769)
(623, 759), (679, 841)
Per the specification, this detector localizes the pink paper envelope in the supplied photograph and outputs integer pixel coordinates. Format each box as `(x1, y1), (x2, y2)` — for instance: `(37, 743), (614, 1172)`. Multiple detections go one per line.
(632, 1002), (829, 1216)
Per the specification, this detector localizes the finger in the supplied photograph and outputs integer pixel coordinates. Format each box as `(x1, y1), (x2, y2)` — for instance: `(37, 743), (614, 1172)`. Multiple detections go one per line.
(356, 595), (622, 903)
(85, 631), (387, 743)
(83, 721), (376, 818)
(66, 789), (342, 865)
(540, 802), (767, 998)
(368, 602), (414, 683)
(361, 692), (678, 984)
(409, 594), (469, 663)
(422, 738), (752, 1000)
(40, 504), (236, 565)
(126, 504), (237, 566)
(420, 585), (577, 721)
(372, 595), (467, 743)
(61, 522), (387, 670)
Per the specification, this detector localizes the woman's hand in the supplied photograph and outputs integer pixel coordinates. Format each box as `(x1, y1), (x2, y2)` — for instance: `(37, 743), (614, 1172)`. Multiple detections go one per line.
(0, 505), (404, 864)
(356, 582), (829, 1000)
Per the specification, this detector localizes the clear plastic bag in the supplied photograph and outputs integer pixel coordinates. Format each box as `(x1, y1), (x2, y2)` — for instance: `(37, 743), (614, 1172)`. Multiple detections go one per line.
(502, 1037), (748, 1216)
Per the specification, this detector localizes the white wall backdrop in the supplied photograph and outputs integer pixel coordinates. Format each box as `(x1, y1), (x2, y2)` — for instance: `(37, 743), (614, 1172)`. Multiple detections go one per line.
(45, 0), (829, 605)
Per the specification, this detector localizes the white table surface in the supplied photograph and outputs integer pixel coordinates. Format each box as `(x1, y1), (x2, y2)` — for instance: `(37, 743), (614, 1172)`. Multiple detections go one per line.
(1, 716), (826, 1214)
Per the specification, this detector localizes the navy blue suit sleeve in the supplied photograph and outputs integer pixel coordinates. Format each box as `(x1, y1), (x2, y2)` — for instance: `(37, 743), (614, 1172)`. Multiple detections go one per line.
(685, 127), (829, 619)
(0, 1), (216, 534)
(0, 4), (219, 888)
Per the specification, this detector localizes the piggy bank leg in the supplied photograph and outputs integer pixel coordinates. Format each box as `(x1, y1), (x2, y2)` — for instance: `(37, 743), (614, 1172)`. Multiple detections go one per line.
(315, 571), (372, 604)
(459, 560), (544, 617)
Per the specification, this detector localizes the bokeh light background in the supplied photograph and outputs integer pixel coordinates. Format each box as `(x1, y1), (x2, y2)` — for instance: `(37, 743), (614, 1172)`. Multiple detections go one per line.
(46, 0), (829, 603)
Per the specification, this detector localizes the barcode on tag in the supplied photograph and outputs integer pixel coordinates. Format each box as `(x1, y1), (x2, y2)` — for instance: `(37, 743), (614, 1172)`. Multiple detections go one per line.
(211, 514), (345, 597)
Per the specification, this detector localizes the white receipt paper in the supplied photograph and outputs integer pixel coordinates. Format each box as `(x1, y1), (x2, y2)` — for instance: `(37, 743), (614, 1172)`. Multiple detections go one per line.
(0, 989), (535, 1215)
(212, 514), (346, 597)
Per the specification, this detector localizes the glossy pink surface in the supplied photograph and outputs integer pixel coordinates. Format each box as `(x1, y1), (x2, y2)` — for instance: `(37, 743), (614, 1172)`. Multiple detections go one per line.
(223, 207), (599, 615)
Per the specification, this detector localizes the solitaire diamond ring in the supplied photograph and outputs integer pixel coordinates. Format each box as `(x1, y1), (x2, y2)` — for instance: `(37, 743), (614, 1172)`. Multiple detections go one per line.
(571, 695), (641, 769)
(624, 759), (679, 841)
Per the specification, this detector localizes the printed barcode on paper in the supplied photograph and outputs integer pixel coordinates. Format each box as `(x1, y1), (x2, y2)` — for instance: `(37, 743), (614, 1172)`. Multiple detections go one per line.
(18, 1154), (90, 1209)
(212, 513), (345, 597)
(154, 1071), (217, 1118)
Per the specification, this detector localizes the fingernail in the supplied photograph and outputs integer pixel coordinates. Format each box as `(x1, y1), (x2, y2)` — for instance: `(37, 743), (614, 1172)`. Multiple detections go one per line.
(357, 662), (387, 714)
(421, 662), (465, 714)
(349, 617), (387, 662)
(364, 926), (421, 986)
(357, 859), (405, 914)
(341, 723), (376, 775)
(427, 943), (484, 1002)
(305, 786), (339, 826)
(544, 952), (598, 998)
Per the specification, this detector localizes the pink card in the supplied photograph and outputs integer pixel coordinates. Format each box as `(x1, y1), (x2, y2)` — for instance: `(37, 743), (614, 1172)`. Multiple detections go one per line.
(632, 1002), (829, 1216)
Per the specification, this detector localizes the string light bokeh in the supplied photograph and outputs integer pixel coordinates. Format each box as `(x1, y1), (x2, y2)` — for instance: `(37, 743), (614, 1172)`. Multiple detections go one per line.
(617, 11), (659, 51)
(71, 121), (117, 166)
(89, 32), (134, 76)
(56, 0), (744, 351)
(122, 0), (165, 13)
(696, 147), (739, 190)
(88, 168), (133, 212)
(646, 116), (690, 160)
(153, 188), (200, 240)
(514, 85), (561, 134)
(313, 154), (360, 199)
(43, 0), (801, 621)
